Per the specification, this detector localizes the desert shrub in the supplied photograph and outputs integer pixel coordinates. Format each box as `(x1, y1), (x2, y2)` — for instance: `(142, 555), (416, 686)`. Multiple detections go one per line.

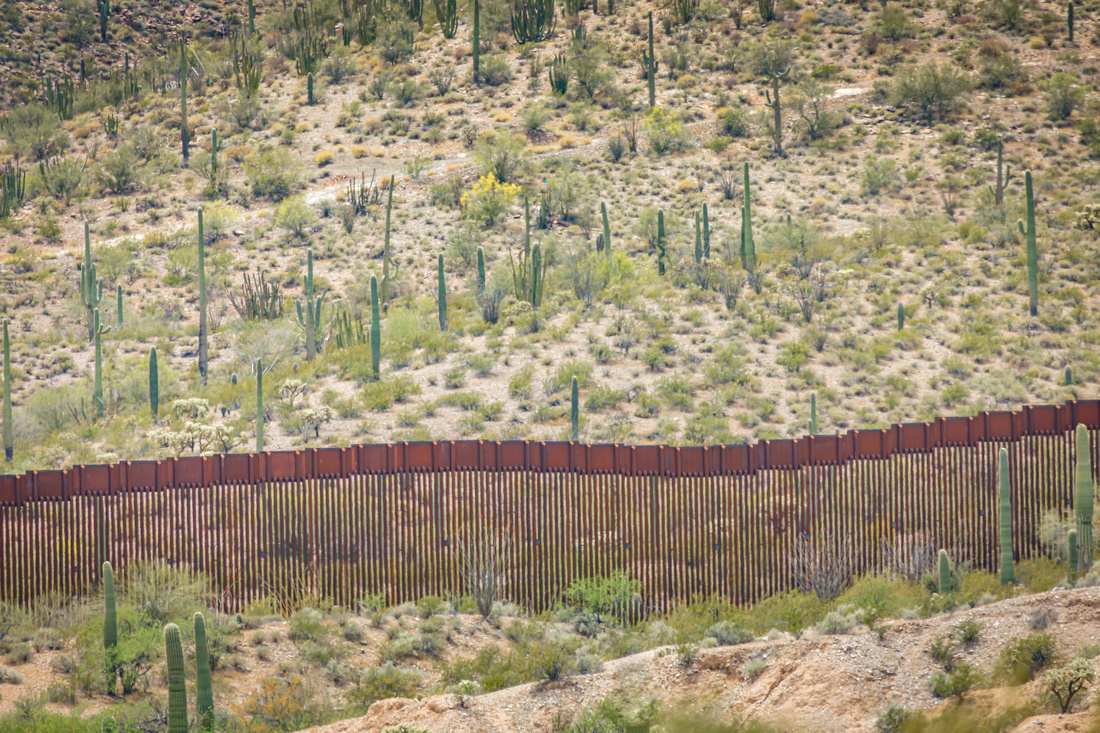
(716, 106), (749, 137)
(95, 143), (142, 193)
(889, 64), (971, 123)
(1000, 632), (1057, 684)
(244, 674), (332, 731)
(74, 605), (160, 695)
(460, 173), (521, 227)
(875, 705), (911, 732)
(1042, 72), (1085, 122)
(816, 608), (858, 635)
(548, 360), (594, 394)
(861, 156), (899, 196)
(380, 631), (444, 661)
(980, 53), (1028, 91)
(346, 662), (422, 709)
(480, 55), (513, 86)
(743, 657), (767, 682)
(954, 618), (983, 647)
(2, 102), (69, 161)
(383, 726), (432, 733)
(362, 375), (421, 410)
(122, 560), (210, 624)
(472, 132), (527, 183)
(644, 108), (693, 154)
(1017, 557), (1064, 592)
(929, 662), (980, 699)
(749, 591), (827, 639)
(288, 608), (330, 643)
(706, 621), (754, 646)
(273, 195), (317, 241)
(562, 572), (641, 625)
(244, 147), (302, 201)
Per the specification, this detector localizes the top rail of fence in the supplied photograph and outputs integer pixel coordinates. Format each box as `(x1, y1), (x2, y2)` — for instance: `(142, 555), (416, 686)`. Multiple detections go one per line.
(1, 399), (1096, 503)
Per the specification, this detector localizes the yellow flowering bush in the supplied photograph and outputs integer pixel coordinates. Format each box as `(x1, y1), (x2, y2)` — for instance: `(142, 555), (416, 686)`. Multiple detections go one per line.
(460, 173), (521, 227)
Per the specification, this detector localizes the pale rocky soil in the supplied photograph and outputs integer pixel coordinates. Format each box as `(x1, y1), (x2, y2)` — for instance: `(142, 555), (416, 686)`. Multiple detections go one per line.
(306, 587), (1100, 732)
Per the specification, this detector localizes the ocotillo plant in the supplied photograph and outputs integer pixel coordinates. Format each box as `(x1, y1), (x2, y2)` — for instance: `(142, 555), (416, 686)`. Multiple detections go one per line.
(180, 39), (189, 166)
(1018, 170), (1038, 317)
(93, 309), (109, 420)
(2, 322), (10, 463)
(570, 376), (579, 442)
(149, 347), (159, 419)
(656, 209), (666, 275)
(194, 613), (213, 731)
(97, 0), (110, 42)
(81, 222), (103, 342)
(370, 275), (381, 379)
(988, 140), (1011, 208)
(644, 12), (657, 107)
(601, 202), (611, 260)
(295, 250), (325, 360)
(476, 247), (486, 292)
(437, 254), (448, 331)
(165, 623), (188, 733)
(938, 549), (952, 594)
(897, 303), (904, 331)
(197, 209), (208, 383)
(381, 179), (396, 307)
(255, 358), (263, 451)
(741, 163), (756, 280)
(1076, 424), (1093, 571)
(1069, 529), (1079, 582)
(103, 561), (117, 693)
(998, 447), (1014, 585)
(472, 0), (480, 81)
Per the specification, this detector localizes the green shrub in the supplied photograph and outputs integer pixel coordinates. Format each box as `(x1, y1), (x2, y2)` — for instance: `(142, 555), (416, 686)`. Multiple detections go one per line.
(644, 108), (694, 154)
(244, 674), (332, 731)
(1000, 632), (1057, 683)
(888, 64), (971, 123)
(244, 147), (302, 201)
(461, 173), (520, 227)
(472, 132), (527, 183)
(288, 608), (330, 643)
(95, 143), (142, 193)
(749, 591), (827, 639)
(716, 107), (749, 137)
(548, 360), (594, 394)
(362, 375), (421, 411)
(1017, 557), (1064, 593)
(929, 662), (980, 700)
(562, 572), (641, 624)
(273, 195), (317, 241)
(381, 631), (444, 661)
(705, 621), (754, 646)
(346, 662), (422, 709)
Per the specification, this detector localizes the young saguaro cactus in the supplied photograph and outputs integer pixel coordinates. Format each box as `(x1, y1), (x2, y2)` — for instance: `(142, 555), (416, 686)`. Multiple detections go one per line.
(897, 303), (904, 331)
(938, 549), (952, 594)
(472, 0), (481, 82)
(1018, 170), (1039, 317)
(476, 247), (486, 292)
(370, 275), (381, 379)
(437, 254), (448, 331)
(1069, 528), (1079, 582)
(702, 201), (710, 259)
(2, 322), (11, 462)
(998, 447), (1014, 585)
(644, 12), (657, 107)
(988, 140), (1012, 208)
(197, 209), (208, 383)
(149, 347), (159, 420)
(656, 209), (666, 275)
(194, 613), (214, 731)
(808, 392), (817, 435)
(180, 38), (189, 167)
(601, 201), (612, 260)
(93, 308), (110, 420)
(1075, 424), (1093, 572)
(165, 623), (188, 733)
(741, 163), (756, 278)
(103, 561), (117, 692)
(694, 210), (702, 263)
(295, 249), (325, 361)
(116, 284), (123, 329)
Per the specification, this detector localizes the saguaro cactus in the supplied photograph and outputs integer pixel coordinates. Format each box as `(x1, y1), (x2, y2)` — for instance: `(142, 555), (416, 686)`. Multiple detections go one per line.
(93, 309), (109, 420)
(938, 549), (952, 594)
(307, 72), (315, 105)
(1066, 366), (1073, 386)
(998, 447), (1014, 585)
(1069, 0), (1075, 42)
(988, 140), (1012, 208)
(81, 222), (103, 342)
(194, 613), (213, 731)
(656, 209), (666, 275)
(644, 12), (657, 107)
(248, 0), (256, 36)
(97, 0), (110, 42)
(149, 347), (159, 419)
(2, 322), (10, 463)
(897, 303), (904, 331)
(295, 250), (325, 361)
(209, 129), (219, 196)
(370, 275), (381, 379)
(570, 376), (579, 442)
(165, 623), (188, 733)
(255, 358), (264, 451)
(1069, 528), (1079, 582)
(472, 0), (480, 82)
(116, 284), (123, 329)
(180, 39), (189, 166)
(809, 392), (817, 435)
(702, 201), (710, 259)
(103, 560), (117, 692)
(1018, 170), (1038, 317)
(694, 210), (702, 263)
(476, 247), (486, 292)
(763, 67), (788, 157)
(601, 201), (612, 259)
(1075, 424), (1093, 571)
(197, 209), (207, 383)
(437, 254), (447, 331)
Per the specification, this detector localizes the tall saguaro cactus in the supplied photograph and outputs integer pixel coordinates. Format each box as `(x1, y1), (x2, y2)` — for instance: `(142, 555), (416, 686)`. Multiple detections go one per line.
(180, 39), (189, 166)
(644, 12), (657, 108)
(764, 66), (789, 157)
(938, 549), (952, 594)
(149, 347), (159, 420)
(93, 309), (110, 420)
(656, 209), (666, 275)
(1076, 424), (1093, 572)
(601, 201), (612, 259)
(197, 209), (208, 383)
(570, 376), (579, 442)
(1069, 0), (1075, 42)
(694, 210), (702, 263)
(296, 249), (325, 361)
(97, 0), (110, 43)
(1069, 528), (1079, 581)
(103, 561), (117, 692)
(248, 0), (256, 36)
(988, 140), (1012, 208)
(476, 247), (486, 292)
(370, 275), (381, 379)
(1018, 170), (1038, 317)
(81, 222), (103, 342)
(194, 613), (214, 731)
(437, 254), (447, 331)
(255, 358), (264, 451)
(165, 623), (188, 733)
(2, 322), (10, 463)
(741, 163), (756, 278)
(381, 180), (396, 307)
(702, 201), (710, 259)
(808, 392), (817, 435)
(998, 447), (1015, 585)
(472, 0), (480, 82)
(116, 284), (123, 329)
